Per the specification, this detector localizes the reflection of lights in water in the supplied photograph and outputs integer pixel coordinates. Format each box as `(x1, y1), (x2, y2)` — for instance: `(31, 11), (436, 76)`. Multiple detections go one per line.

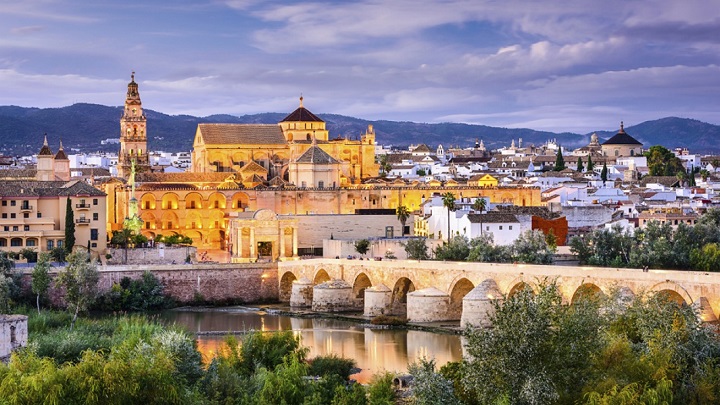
(325, 336), (333, 353)
(261, 317), (266, 332)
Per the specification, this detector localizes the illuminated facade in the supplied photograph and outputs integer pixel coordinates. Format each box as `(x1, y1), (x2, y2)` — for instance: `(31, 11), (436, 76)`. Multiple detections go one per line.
(117, 72), (149, 177)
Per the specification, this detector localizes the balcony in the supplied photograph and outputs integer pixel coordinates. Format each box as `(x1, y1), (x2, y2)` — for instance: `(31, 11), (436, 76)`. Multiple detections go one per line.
(75, 218), (91, 226)
(75, 203), (91, 210)
(19, 204), (33, 213)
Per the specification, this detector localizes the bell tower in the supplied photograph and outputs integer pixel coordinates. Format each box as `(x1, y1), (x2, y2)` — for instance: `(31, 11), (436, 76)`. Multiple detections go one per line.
(118, 72), (149, 177)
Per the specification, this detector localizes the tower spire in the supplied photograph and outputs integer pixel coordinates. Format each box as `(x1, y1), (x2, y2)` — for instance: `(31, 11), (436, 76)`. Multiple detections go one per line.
(299, 94), (304, 108)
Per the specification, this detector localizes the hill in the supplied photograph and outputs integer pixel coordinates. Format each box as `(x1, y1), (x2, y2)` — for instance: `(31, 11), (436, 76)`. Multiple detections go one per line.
(0, 103), (718, 155)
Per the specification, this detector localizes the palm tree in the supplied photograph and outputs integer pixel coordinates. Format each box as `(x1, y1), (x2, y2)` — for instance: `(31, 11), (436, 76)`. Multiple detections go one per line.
(700, 169), (710, 182)
(396, 205), (410, 236)
(442, 192), (456, 241)
(472, 197), (487, 235)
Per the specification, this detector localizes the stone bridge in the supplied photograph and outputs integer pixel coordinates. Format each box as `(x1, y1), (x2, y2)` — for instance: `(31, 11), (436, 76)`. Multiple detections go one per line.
(278, 259), (720, 327)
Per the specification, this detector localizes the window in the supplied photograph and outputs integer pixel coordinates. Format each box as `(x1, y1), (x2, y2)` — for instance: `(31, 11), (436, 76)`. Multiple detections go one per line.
(1, 213), (5, 219)
(47, 240), (54, 250)
(10, 238), (22, 247)
(93, 198), (98, 206)
(0, 239), (5, 246)
(167, 221), (173, 229)
(10, 213), (15, 219)
(10, 201), (15, 206)
(12, 226), (18, 232)
(23, 213), (29, 218)
(26, 239), (36, 247)
(189, 201), (196, 209)
(93, 213), (98, 221)
(90, 229), (99, 241)
(318, 181), (324, 189)
(2, 226), (7, 231)
(486, 226), (489, 231)
(37, 212), (42, 218)
(214, 201), (219, 208)
(499, 226), (503, 230)
(57, 240), (64, 248)
(23, 225), (29, 231)
(509, 226), (513, 230)
(91, 243), (97, 248)
(1, 201), (5, 206)
(145, 222), (151, 229)
(301, 181), (307, 188)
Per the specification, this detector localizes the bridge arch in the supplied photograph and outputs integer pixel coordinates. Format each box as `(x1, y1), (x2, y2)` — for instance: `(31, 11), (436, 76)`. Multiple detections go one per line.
(391, 277), (416, 317)
(507, 281), (535, 298)
(279, 271), (297, 302)
(353, 272), (373, 307)
(571, 283), (605, 305)
(314, 269), (331, 285)
(449, 278), (475, 320)
(649, 281), (693, 305)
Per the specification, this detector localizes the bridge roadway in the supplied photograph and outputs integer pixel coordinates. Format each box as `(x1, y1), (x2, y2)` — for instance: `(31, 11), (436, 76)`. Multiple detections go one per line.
(278, 259), (720, 326)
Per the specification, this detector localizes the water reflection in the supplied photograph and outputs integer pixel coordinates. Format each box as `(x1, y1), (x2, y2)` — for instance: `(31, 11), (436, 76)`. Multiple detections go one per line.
(160, 308), (463, 383)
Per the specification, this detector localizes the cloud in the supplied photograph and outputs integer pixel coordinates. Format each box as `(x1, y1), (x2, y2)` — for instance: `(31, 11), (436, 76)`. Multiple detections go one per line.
(10, 25), (45, 35)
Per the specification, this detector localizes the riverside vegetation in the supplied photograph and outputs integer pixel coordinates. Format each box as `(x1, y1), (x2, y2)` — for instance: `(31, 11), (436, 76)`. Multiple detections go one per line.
(3, 240), (720, 403)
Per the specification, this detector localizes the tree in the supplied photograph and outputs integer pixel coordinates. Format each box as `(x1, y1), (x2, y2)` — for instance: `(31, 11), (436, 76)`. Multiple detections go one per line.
(377, 155), (392, 177)
(403, 237), (430, 260)
(354, 239), (370, 257)
(408, 358), (460, 405)
(396, 205), (410, 236)
(64, 197), (76, 255)
(690, 243), (720, 272)
(31, 252), (52, 313)
(467, 234), (511, 263)
(554, 146), (565, 171)
(434, 236), (470, 261)
(576, 157), (584, 173)
(0, 275), (12, 314)
(55, 250), (99, 329)
(645, 145), (684, 176)
(700, 168), (710, 182)
(601, 162), (608, 183)
(471, 197), (486, 213)
(442, 192), (457, 241)
(416, 168), (427, 176)
(586, 155), (594, 171)
(512, 229), (555, 264)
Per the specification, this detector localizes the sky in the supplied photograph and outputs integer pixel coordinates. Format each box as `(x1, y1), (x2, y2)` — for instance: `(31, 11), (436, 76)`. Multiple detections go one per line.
(1, 0), (719, 134)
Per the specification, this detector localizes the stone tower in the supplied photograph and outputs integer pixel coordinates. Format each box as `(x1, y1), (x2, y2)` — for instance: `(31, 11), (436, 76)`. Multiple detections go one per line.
(53, 139), (70, 181)
(36, 134), (54, 181)
(118, 72), (149, 178)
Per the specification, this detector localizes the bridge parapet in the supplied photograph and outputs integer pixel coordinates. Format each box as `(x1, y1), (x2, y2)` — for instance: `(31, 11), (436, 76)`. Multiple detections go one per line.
(279, 259), (720, 323)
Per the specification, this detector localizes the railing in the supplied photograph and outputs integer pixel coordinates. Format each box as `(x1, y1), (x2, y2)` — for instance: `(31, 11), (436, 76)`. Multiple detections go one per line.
(19, 204), (33, 212)
(75, 203), (91, 209)
(75, 218), (91, 225)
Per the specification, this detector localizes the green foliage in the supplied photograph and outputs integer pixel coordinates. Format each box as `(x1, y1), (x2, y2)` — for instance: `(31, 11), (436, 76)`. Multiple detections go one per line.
(439, 361), (480, 405)
(308, 354), (357, 380)
(512, 229), (555, 264)
(442, 192), (456, 240)
(0, 275), (12, 314)
(408, 357), (460, 405)
(238, 331), (305, 376)
(19, 247), (38, 263)
(577, 156), (584, 172)
(467, 234), (512, 263)
(396, 205), (410, 235)
(690, 243), (720, 272)
(366, 371), (396, 405)
(471, 197), (486, 213)
(31, 253), (52, 313)
(156, 234), (193, 246)
(601, 162), (608, 182)
(434, 235), (470, 261)
(111, 229), (132, 247)
(555, 146), (566, 170)
(354, 239), (370, 256)
(95, 271), (172, 311)
(416, 168), (427, 176)
(64, 197), (76, 255)
(0, 251), (15, 274)
(402, 237), (430, 260)
(55, 250), (99, 329)
(645, 145), (685, 176)
(50, 246), (67, 263)
(587, 155), (594, 171)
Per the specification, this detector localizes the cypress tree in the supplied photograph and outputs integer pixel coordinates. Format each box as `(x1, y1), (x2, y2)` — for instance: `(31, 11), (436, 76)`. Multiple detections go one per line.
(601, 162), (608, 183)
(577, 157), (584, 173)
(65, 198), (76, 255)
(554, 147), (565, 171)
(586, 155), (594, 171)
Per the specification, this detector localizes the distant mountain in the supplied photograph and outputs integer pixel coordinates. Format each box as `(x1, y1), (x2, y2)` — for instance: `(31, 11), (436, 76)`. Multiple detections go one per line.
(1, 103), (719, 155)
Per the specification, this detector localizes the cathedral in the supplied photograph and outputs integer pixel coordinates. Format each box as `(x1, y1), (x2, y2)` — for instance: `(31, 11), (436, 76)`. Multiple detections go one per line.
(105, 73), (541, 250)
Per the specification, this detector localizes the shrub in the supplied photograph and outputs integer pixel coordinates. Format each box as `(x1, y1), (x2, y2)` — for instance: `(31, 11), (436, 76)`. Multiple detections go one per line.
(308, 354), (357, 380)
(370, 315), (407, 326)
(367, 371), (396, 405)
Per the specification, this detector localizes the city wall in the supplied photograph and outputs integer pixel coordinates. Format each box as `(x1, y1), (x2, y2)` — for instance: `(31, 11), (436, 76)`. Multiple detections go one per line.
(20, 262), (278, 306)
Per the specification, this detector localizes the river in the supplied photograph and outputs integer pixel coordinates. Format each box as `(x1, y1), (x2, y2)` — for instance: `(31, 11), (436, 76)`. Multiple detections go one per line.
(159, 307), (464, 383)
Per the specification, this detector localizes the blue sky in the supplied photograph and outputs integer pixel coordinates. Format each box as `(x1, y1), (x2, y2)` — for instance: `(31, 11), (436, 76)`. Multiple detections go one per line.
(1, 0), (719, 133)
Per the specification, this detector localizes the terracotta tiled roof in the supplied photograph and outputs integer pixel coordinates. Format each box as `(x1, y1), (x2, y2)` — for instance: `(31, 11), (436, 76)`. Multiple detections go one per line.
(602, 123), (642, 146)
(198, 123), (287, 145)
(238, 160), (268, 175)
(0, 180), (105, 197)
(494, 205), (560, 219)
(467, 213), (519, 223)
(295, 146), (340, 164)
(412, 144), (431, 153)
(281, 106), (324, 122)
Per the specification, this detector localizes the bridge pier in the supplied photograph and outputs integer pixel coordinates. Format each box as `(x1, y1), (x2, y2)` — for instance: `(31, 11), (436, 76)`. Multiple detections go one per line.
(364, 284), (392, 316)
(312, 279), (356, 312)
(407, 288), (452, 322)
(290, 277), (313, 307)
(694, 297), (718, 323)
(461, 281), (504, 328)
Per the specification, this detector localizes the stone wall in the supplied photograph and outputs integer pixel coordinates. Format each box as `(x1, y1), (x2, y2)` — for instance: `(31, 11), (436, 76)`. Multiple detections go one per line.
(20, 262), (278, 306)
(323, 238), (443, 260)
(295, 214), (408, 249)
(107, 246), (198, 265)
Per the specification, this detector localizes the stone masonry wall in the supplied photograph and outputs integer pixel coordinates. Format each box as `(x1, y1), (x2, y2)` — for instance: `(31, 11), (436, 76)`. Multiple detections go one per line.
(107, 246), (198, 265)
(20, 262), (278, 306)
